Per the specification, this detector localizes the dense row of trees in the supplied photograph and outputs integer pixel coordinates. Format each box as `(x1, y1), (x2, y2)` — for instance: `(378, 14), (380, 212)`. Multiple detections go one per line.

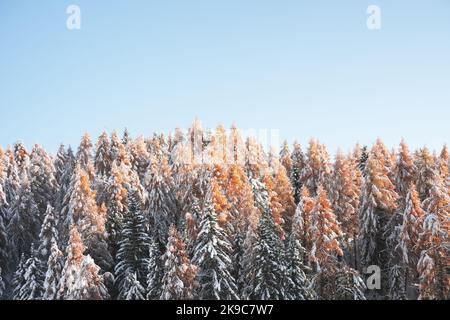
(0, 120), (448, 300)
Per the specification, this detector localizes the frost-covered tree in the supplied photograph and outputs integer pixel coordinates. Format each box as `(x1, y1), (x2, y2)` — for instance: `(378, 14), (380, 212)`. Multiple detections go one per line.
(417, 175), (449, 300)
(397, 183), (425, 297)
(315, 263), (366, 300)
(144, 161), (177, 250)
(114, 192), (150, 299)
(65, 166), (112, 271)
(437, 144), (449, 184)
(13, 141), (30, 179)
(415, 147), (438, 202)
(271, 157), (296, 236)
(18, 247), (44, 300)
(94, 131), (112, 178)
(279, 140), (293, 178)
(121, 271), (146, 300)
(0, 185), (7, 276)
(36, 204), (59, 291)
(3, 152), (21, 222)
(7, 178), (41, 266)
(57, 226), (85, 300)
(286, 208), (315, 300)
(70, 255), (109, 300)
(330, 151), (361, 269)
(301, 140), (333, 196)
(290, 142), (305, 204)
(76, 133), (95, 181)
(193, 195), (238, 300)
(55, 147), (75, 235)
(359, 146), (398, 296)
(0, 267), (5, 298)
(160, 226), (198, 300)
(146, 238), (163, 300)
(29, 145), (57, 217)
(225, 163), (257, 294)
(129, 136), (150, 182)
(395, 140), (416, 200)
(43, 243), (63, 300)
(12, 254), (27, 300)
(248, 204), (288, 300)
(308, 185), (343, 272)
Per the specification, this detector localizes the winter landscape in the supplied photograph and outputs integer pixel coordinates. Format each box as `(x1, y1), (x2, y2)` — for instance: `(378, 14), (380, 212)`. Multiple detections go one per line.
(0, 121), (448, 300)
(1, 1), (449, 303)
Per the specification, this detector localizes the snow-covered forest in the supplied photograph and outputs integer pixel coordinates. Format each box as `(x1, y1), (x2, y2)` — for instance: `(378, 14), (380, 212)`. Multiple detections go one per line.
(0, 120), (448, 300)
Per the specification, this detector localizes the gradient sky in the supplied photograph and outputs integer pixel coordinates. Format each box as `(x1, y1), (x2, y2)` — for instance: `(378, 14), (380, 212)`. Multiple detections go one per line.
(1, 0), (449, 154)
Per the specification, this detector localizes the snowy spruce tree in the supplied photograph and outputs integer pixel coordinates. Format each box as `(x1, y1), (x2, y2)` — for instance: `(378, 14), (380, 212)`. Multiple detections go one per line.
(192, 193), (238, 300)
(247, 177), (289, 300)
(146, 238), (163, 300)
(286, 208), (315, 300)
(7, 177), (41, 267)
(43, 243), (64, 300)
(114, 192), (150, 299)
(18, 246), (44, 300)
(12, 254), (27, 300)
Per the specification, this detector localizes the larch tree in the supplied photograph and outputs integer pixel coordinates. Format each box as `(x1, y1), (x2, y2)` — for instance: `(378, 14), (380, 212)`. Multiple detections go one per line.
(57, 225), (85, 300)
(398, 183), (425, 297)
(415, 147), (438, 202)
(225, 163), (258, 293)
(271, 154), (296, 237)
(67, 166), (112, 271)
(359, 146), (398, 298)
(114, 192), (150, 299)
(160, 225), (198, 300)
(192, 194), (238, 300)
(308, 185), (343, 272)
(301, 140), (333, 196)
(279, 140), (293, 178)
(330, 151), (361, 269)
(417, 175), (450, 300)
(395, 140), (416, 200)
(71, 255), (109, 300)
(129, 136), (150, 182)
(295, 187), (315, 264)
(13, 141), (30, 179)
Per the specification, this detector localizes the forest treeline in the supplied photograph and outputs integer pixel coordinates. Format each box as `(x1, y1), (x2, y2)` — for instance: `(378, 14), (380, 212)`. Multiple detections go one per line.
(0, 120), (448, 300)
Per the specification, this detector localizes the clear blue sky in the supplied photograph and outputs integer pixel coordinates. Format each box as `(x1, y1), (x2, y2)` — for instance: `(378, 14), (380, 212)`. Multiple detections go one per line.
(1, 0), (449, 154)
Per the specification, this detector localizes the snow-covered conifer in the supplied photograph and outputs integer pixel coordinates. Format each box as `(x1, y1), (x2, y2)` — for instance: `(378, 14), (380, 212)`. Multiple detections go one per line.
(193, 194), (238, 300)
(114, 192), (150, 299)
(43, 243), (63, 300)
(160, 226), (198, 300)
